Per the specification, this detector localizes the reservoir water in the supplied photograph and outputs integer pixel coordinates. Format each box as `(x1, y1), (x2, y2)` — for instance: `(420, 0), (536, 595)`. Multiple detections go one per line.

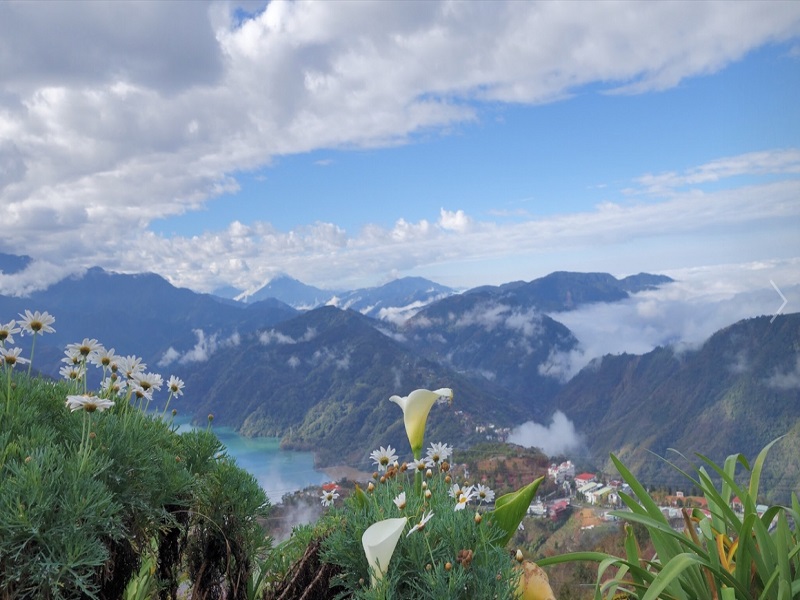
(171, 416), (329, 504)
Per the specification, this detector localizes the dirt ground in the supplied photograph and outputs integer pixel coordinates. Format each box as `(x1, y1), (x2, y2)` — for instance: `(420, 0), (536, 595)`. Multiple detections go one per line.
(577, 507), (603, 528)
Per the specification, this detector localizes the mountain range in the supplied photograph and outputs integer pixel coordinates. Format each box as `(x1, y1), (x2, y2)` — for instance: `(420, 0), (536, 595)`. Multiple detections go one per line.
(1, 256), (797, 500)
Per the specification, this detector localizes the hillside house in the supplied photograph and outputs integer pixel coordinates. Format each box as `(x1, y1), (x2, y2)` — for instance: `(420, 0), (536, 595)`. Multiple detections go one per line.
(578, 482), (601, 496)
(586, 485), (614, 506)
(549, 499), (570, 521)
(528, 500), (547, 516)
(547, 460), (575, 482)
(574, 472), (596, 486)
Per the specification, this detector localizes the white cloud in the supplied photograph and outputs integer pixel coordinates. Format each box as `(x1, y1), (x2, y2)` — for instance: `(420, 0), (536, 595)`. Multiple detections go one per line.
(171, 328), (241, 364)
(438, 208), (471, 233)
(628, 149), (800, 196)
(539, 260), (800, 380)
(0, 3), (799, 293)
(259, 326), (316, 345)
(374, 300), (432, 325)
(766, 354), (800, 390)
(310, 346), (351, 370)
(158, 347), (181, 367)
(507, 411), (584, 456)
(453, 302), (543, 340)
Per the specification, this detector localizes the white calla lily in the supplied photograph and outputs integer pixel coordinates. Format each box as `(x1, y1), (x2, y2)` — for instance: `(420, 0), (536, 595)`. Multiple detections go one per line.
(362, 517), (408, 586)
(389, 388), (452, 458)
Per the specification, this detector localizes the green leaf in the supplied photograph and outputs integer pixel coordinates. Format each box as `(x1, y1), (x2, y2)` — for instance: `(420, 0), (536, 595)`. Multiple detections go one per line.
(748, 436), (784, 503)
(489, 476), (542, 547)
(640, 553), (706, 600)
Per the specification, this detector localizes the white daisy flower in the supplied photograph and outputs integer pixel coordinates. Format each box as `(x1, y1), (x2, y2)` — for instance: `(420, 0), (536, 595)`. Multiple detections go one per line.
(166, 375), (185, 396)
(59, 364), (84, 381)
(133, 372), (163, 393)
(409, 458), (433, 473)
(475, 484), (495, 504)
(425, 442), (453, 465)
(320, 489), (339, 507)
(454, 486), (476, 511)
(90, 347), (117, 369)
(18, 310), (55, 335)
(370, 445), (399, 472)
(0, 320), (20, 345)
(1, 347), (29, 367)
(448, 483), (464, 499)
(393, 492), (406, 510)
(406, 511), (434, 537)
(118, 355), (146, 380)
(65, 394), (115, 413)
(66, 338), (103, 362)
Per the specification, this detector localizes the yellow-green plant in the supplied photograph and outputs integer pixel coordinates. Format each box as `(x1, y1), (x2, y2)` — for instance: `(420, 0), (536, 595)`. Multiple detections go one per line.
(539, 438), (800, 599)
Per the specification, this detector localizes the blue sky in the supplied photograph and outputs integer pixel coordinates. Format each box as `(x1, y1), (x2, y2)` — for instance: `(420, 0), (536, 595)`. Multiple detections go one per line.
(1, 1), (799, 297)
(153, 42), (799, 237)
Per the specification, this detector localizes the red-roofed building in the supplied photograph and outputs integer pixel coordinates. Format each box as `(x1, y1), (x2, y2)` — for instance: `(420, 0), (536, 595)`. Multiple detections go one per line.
(574, 472), (596, 485)
(549, 499), (570, 521)
(321, 482), (339, 492)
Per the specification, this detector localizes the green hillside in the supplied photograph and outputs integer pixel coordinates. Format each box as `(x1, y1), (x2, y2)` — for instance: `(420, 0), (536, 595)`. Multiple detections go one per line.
(553, 313), (800, 502)
(176, 306), (529, 468)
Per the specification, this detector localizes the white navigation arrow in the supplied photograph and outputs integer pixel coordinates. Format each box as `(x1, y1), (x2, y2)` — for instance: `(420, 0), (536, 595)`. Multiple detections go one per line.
(770, 280), (788, 323)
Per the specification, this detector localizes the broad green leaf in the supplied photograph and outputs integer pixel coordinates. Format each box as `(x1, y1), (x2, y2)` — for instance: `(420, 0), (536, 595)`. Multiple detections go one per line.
(490, 476), (542, 547)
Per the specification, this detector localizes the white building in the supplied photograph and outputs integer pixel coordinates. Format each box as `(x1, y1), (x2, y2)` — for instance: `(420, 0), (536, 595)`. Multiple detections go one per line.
(547, 460), (575, 483)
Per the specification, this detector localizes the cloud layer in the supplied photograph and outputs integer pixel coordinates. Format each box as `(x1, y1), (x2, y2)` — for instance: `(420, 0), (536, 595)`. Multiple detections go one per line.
(540, 260), (800, 381)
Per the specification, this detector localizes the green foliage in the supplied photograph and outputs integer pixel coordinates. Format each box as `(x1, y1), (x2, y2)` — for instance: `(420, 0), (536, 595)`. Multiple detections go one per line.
(320, 464), (522, 600)
(539, 439), (800, 599)
(185, 449), (271, 600)
(492, 477), (544, 547)
(554, 314), (800, 505)
(0, 368), (270, 599)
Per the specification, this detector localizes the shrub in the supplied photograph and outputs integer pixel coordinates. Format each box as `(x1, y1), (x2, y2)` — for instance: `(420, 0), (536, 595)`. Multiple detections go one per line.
(1, 314), (270, 599)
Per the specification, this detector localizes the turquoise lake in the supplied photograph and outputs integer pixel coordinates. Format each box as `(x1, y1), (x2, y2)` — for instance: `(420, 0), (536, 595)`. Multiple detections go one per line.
(172, 417), (329, 504)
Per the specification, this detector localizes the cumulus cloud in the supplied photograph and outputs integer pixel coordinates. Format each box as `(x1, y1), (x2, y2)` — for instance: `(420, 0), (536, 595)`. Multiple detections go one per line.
(159, 329), (241, 365)
(507, 411), (584, 456)
(0, 2), (798, 294)
(438, 208), (471, 233)
(259, 327), (316, 345)
(158, 347), (181, 367)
